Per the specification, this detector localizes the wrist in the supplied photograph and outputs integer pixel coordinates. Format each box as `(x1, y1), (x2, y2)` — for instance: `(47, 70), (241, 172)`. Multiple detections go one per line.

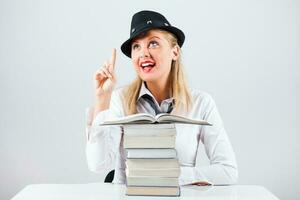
(94, 93), (112, 112)
(95, 91), (112, 101)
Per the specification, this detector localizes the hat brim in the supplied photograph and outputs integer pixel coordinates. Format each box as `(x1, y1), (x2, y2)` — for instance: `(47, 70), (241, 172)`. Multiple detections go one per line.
(121, 26), (185, 58)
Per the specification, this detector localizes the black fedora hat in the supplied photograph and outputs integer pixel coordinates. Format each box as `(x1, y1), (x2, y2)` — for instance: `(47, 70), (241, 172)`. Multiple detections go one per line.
(121, 10), (185, 58)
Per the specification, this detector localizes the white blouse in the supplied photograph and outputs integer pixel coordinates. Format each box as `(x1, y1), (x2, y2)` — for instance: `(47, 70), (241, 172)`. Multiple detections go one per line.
(85, 83), (238, 185)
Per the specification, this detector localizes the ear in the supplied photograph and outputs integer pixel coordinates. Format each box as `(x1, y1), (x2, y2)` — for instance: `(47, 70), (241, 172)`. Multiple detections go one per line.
(171, 45), (180, 61)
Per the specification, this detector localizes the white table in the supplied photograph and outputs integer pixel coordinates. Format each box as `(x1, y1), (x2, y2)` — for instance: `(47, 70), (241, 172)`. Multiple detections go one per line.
(11, 183), (279, 200)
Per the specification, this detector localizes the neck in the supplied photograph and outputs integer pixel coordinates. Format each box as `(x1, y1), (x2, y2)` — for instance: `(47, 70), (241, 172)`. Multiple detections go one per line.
(145, 78), (171, 105)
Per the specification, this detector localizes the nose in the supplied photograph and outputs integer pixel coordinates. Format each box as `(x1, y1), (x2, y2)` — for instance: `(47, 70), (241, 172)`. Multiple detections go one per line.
(139, 46), (150, 58)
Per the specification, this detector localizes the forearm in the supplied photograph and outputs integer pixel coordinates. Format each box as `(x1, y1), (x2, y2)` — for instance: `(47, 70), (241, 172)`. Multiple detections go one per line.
(93, 93), (112, 120)
(86, 106), (121, 173)
(86, 134), (109, 172)
(193, 94), (238, 185)
(86, 88), (124, 174)
(179, 164), (238, 186)
(86, 125), (123, 174)
(86, 109), (112, 172)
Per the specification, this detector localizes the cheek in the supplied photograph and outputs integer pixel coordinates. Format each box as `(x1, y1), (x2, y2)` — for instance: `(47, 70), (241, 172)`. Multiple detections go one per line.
(131, 59), (140, 71)
(156, 51), (173, 67)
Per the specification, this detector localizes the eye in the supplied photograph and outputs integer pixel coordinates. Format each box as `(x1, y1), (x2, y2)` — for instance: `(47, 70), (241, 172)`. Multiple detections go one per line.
(132, 43), (140, 50)
(149, 40), (159, 48)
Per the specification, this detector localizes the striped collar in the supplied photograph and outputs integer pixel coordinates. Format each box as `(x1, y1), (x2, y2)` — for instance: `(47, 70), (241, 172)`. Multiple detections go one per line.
(137, 82), (174, 104)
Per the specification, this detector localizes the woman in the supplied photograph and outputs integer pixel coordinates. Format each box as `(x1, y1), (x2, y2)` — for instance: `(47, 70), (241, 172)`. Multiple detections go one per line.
(86, 10), (238, 186)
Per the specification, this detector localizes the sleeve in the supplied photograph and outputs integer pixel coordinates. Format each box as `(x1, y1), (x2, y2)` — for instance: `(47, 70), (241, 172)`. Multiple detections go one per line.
(85, 89), (124, 175)
(179, 94), (238, 186)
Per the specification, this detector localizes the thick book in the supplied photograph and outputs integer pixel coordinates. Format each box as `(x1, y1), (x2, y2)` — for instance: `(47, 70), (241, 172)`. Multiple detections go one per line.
(126, 176), (179, 187)
(99, 113), (211, 126)
(125, 167), (180, 177)
(126, 158), (179, 169)
(123, 124), (176, 137)
(125, 148), (177, 159)
(126, 186), (180, 196)
(124, 123), (175, 129)
(124, 135), (176, 149)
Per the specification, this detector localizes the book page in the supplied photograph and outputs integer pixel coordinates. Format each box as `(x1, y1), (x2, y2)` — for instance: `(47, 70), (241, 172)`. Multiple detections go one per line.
(156, 113), (211, 125)
(100, 113), (156, 125)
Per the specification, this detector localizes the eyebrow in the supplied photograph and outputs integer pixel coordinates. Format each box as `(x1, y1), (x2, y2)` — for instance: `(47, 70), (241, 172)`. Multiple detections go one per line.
(132, 36), (161, 44)
(148, 36), (161, 40)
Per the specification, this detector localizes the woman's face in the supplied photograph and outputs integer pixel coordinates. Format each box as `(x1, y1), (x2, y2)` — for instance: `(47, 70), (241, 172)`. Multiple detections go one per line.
(131, 30), (179, 84)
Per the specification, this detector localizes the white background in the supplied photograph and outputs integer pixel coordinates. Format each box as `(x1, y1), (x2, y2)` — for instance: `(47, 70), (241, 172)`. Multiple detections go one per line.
(0, 0), (299, 199)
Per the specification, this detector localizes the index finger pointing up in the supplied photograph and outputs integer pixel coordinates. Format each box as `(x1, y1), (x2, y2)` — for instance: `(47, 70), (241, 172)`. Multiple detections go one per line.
(109, 48), (116, 71)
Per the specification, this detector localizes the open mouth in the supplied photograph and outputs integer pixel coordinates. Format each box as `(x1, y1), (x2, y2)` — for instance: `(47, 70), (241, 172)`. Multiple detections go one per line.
(140, 61), (156, 73)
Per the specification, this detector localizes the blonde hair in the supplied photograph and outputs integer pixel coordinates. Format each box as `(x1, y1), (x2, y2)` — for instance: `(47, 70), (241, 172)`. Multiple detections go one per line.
(122, 29), (192, 115)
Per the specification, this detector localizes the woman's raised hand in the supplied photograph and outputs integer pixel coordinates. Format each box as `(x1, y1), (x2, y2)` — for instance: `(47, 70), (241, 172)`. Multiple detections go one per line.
(94, 49), (117, 97)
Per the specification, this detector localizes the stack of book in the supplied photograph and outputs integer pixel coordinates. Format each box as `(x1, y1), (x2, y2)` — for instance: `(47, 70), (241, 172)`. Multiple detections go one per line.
(99, 113), (211, 196)
(124, 123), (180, 197)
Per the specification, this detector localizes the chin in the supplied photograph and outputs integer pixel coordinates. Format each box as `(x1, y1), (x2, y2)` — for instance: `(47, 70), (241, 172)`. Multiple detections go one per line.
(139, 75), (158, 83)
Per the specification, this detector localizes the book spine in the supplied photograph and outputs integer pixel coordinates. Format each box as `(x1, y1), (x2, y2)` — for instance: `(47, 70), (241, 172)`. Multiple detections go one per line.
(126, 177), (179, 187)
(124, 128), (176, 137)
(126, 149), (177, 159)
(126, 168), (180, 178)
(124, 136), (176, 149)
(126, 158), (179, 169)
(126, 186), (180, 196)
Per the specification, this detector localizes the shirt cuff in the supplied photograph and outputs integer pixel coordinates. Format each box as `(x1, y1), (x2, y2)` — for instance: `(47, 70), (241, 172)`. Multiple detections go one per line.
(179, 166), (212, 186)
(87, 109), (111, 142)
(179, 166), (195, 185)
(91, 109), (111, 127)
